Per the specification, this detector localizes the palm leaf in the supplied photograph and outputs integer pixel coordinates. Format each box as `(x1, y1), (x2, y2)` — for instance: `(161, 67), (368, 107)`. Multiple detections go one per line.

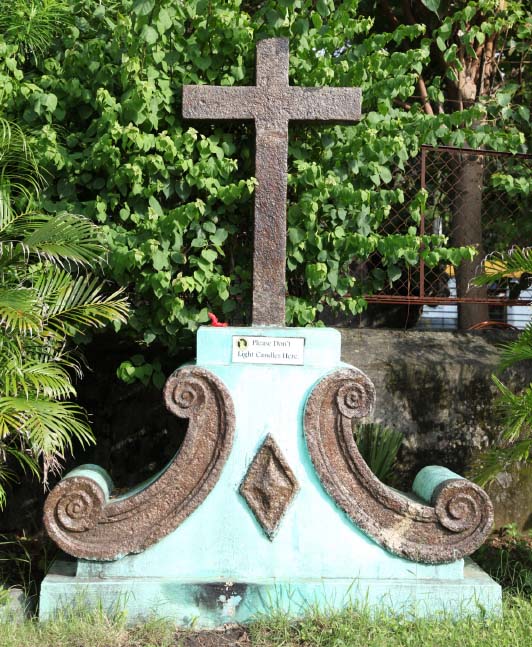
(0, 327), (66, 368)
(0, 0), (73, 57)
(2, 356), (76, 400)
(0, 465), (15, 509)
(0, 176), (14, 233)
(18, 212), (106, 267)
(471, 247), (532, 287)
(0, 240), (17, 270)
(0, 397), (94, 453)
(472, 377), (532, 486)
(34, 269), (129, 336)
(492, 376), (532, 443)
(0, 119), (43, 202)
(354, 422), (403, 485)
(0, 445), (40, 480)
(0, 287), (42, 334)
(497, 323), (532, 369)
(471, 439), (532, 487)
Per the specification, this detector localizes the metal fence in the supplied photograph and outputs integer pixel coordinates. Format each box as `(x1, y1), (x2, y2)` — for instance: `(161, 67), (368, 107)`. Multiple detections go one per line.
(363, 145), (532, 330)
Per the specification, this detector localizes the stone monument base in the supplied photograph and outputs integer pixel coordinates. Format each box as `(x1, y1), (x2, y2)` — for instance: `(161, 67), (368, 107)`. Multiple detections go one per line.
(40, 558), (500, 626)
(39, 327), (502, 626)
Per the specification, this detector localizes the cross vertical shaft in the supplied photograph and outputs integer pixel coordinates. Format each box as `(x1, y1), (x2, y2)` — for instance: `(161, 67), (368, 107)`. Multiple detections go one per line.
(253, 39), (290, 325)
(253, 129), (289, 325)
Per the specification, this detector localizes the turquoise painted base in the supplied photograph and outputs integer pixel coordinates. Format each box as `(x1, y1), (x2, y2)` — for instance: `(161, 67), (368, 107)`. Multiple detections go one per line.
(40, 558), (500, 626)
(39, 327), (502, 625)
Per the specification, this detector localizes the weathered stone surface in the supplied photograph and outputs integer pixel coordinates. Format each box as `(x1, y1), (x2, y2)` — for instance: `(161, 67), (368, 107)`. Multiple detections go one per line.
(240, 434), (299, 539)
(43, 366), (235, 560)
(183, 38), (361, 326)
(486, 463), (532, 531)
(304, 367), (494, 563)
(340, 328), (532, 531)
(0, 588), (27, 622)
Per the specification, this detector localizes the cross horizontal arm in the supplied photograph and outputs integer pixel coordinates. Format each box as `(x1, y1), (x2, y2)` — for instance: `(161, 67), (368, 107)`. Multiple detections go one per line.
(182, 85), (257, 121)
(288, 87), (362, 123)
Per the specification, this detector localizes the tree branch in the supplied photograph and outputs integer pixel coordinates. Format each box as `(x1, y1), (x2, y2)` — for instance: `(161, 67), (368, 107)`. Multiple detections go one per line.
(417, 77), (434, 115)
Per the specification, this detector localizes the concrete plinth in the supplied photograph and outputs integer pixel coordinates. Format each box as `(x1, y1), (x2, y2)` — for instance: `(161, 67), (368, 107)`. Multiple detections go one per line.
(40, 558), (500, 626)
(39, 327), (501, 625)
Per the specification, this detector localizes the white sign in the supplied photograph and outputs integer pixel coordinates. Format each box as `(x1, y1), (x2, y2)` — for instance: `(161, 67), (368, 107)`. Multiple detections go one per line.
(231, 335), (305, 366)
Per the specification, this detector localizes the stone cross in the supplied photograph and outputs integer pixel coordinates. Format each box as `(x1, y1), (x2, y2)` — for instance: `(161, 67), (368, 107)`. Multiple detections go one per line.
(183, 38), (362, 326)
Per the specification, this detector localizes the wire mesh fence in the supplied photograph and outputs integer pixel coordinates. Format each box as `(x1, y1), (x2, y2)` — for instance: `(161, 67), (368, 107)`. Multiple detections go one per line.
(363, 145), (532, 330)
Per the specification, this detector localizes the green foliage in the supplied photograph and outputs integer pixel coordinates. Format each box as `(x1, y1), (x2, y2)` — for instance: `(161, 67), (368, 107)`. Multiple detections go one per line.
(0, 117), (129, 508)
(116, 354), (165, 388)
(473, 248), (532, 293)
(0, 0), (72, 57)
(1, 0), (509, 356)
(471, 247), (532, 486)
(354, 422), (403, 485)
(364, 1), (532, 311)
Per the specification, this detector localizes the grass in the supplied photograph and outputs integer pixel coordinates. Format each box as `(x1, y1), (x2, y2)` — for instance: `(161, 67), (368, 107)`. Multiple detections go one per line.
(0, 595), (531, 647)
(0, 607), (176, 647)
(250, 595), (532, 647)
(473, 525), (532, 596)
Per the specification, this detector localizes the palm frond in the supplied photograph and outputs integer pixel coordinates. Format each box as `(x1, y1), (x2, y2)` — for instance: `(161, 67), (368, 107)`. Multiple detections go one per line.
(493, 376), (532, 443)
(0, 241), (17, 271)
(0, 176), (14, 233)
(0, 0), (73, 57)
(472, 247), (532, 287)
(354, 422), (403, 484)
(497, 323), (532, 370)
(0, 445), (40, 480)
(470, 373), (532, 486)
(2, 356), (76, 400)
(0, 463), (15, 487)
(0, 287), (42, 334)
(34, 269), (129, 336)
(0, 93), (129, 503)
(0, 466), (15, 510)
(471, 439), (532, 487)
(19, 212), (106, 267)
(0, 327), (67, 367)
(0, 397), (94, 453)
(0, 119), (43, 202)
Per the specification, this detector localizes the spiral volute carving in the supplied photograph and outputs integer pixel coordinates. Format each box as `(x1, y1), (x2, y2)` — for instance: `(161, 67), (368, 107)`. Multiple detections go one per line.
(48, 477), (105, 535)
(164, 375), (206, 417)
(304, 367), (494, 564)
(43, 366), (235, 560)
(434, 479), (487, 533)
(336, 377), (375, 419)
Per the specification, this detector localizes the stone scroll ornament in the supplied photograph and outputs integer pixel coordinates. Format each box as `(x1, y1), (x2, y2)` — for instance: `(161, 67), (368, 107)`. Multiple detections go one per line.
(44, 367), (235, 560)
(304, 368), (494, 564)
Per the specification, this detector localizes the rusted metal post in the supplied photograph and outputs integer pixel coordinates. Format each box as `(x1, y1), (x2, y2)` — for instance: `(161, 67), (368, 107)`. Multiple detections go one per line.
(183, 38), (362, 326)
(419, 147), (426, 299)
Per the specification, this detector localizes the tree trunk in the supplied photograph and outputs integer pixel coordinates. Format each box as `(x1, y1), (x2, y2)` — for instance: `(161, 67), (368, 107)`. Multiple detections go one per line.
(451, 153), (489, 329)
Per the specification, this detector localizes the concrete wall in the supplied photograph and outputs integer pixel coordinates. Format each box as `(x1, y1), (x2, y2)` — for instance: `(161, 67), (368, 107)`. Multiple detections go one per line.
(340, 329), (532, 531)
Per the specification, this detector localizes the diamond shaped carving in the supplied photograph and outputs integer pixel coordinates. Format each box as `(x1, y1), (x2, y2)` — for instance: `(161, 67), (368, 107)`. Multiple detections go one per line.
(240, 435), (299, 540)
